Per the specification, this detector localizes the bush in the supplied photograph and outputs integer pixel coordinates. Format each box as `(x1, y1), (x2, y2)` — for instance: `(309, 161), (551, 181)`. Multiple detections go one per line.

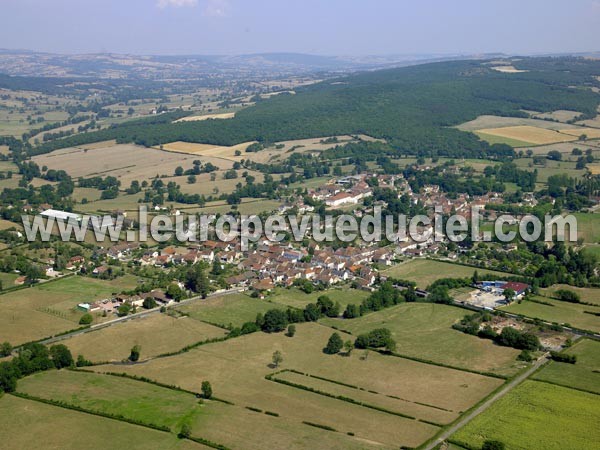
(555, 289), (581, 303)
(550, 351), (577, 364)
(286, 324), (296, 337)
(79, 313), (93, 325)
(178, 423), (191, 439)
(128, 345), (141, 362)
(517, 350), (533, 362)
(482, 440), (505, 450)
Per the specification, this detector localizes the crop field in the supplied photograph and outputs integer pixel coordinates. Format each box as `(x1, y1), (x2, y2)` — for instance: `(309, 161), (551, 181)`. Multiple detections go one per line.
(475, 126), (578, 146)
(320, 303), (521, 376)
(382, 259), (509, 289)
(560, 127), (600, 139)
(61, 314), (227, 362)
(0, 395), (205, 450)
(174, 112), (236, 122)
(533, 339), (600, 394)
(572, 212), (600, 244)
(589, 163), (600, 175)
(519, 141), (599, 156)
(532, 110), (582, 122)
(159, 141), (255, 158)
(90, 322), (504, 448)
(451, 380), (600, 450)
(513, 158), (585, 182)
(32, 142), (203, 185)
(457, 115), (581, 132)
(502, 296), (600, 333)
(176, 292), (288, 328)
(269, 287), (370, 309)
(474, 132), (535, 147)
(541, 284), (600, 306)
(0, 275), (139, 345)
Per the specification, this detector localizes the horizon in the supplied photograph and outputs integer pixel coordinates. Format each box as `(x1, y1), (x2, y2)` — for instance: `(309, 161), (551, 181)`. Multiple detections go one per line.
(1, 0), (599, 56)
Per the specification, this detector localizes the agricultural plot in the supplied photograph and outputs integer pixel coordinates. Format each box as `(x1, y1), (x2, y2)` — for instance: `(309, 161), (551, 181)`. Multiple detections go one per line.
(518, 141), (598, 156)
(61, 314), (227, 362)
(451, 380), (600, 450)
(513, 158), (585, 182)
(0, 395), (204, 450)
(269, 287), (370, 309)
(541, 284), (600, 306)
(176, 292), (288, 328)
(457, 114), (582, 132)
(572, 212), (600, 244)
(0, 275), (139, 346)
(502, 296), (600, 333)
(174, 112), (236, 122)
(320, 303), (521, 376)
(533, 339), (600, 394)
(382, 259), (508, 289)
(532, 110), (582, 122)
(475, 126), (578, 146)
(91, 322), (503, 448)
(32, 142), (202, 185)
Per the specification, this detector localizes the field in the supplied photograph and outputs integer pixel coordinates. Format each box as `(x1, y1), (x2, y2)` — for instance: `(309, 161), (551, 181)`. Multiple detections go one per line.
(532, 110), (582, 122)
(560, 127), (600, 139)
(382, 259), (509, 289)
(269, 286), (370, 309)
(89, 322), (505, 448)
(475, 126), (578, 146)
(541, 284), (600, 306)
(502, 296), (600, 333)
(0, 395), (205, 450)
(457, 115), (582, 132)
(159, 140), (256, 159)
(451, 380), (600, 450)
(474, 131), (534, 147)
(0, 275), (140, 346)
(572, 212), (600, 244)
(533, 339), (600, 394)
(176, 292), (288, 328)
(174, 112), (236, 122)
(589, 163), (600, 175)
(61, 314), (227, 362)
(320, 302), (521, 376)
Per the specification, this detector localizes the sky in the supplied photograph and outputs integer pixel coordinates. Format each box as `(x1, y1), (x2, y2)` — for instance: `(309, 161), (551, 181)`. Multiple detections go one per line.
(1, 0), (599, 56)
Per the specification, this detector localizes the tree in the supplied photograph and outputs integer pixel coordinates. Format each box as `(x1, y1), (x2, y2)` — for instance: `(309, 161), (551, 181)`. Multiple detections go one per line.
(129, 345), (141, 362)
(261, 309), (288, 333)
(201, 380), (213, 399)
(49, 344), (73, 369)
(142, 297), (157, 309)
(79, 313), (93, 325)
(117, 303), (131, 317)
(174, 166), (184, 176)
(0, 342), (12, 357)
(286, 324), (296, 337)
(76, 354), (92, 367)
(503, 288), (516, 303)
(482, 440), (505, 450)
(344, 340), (353, 356)
(324, 332), (343, 354)
(179, 423), (192, 439)
(166, 283), (185, 301)
(187, 174), (196, 184)
(272, 350), (283, 368)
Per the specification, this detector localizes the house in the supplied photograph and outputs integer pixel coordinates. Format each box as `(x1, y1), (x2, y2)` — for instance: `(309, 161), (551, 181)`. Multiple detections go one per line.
(93, 265), (110, 275)
(66, 255), (85, 270)
(325, 192), (358, 207)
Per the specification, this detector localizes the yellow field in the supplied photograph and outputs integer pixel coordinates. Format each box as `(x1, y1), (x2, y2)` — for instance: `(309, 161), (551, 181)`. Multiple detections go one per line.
(588, 164), (600, 175)
(559, 127), (600, 139)
(476, 126), (578, 145)
(491, 66), (528, 73)
(174, 112), (235, 123)
(159, 141), (257, 158)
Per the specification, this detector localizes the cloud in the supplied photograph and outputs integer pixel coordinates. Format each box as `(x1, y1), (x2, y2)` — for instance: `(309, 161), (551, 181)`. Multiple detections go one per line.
(203, 0), (230, 17)
(157, 0), (198, 9)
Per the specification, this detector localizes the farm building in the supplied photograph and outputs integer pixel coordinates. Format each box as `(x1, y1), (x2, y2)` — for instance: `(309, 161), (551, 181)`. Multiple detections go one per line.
(40, 209), (82, 222)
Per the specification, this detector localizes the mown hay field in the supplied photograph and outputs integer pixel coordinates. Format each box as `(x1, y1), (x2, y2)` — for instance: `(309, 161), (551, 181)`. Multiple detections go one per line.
(476, 126), (578, 145)
(173, 112), (236, 122)
(269, 287), (371, 309)
(451, 380), (600, 450)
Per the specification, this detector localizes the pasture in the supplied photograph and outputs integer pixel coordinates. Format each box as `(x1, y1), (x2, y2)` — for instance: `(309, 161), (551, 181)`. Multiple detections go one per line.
(176, 292), (288, 328)
(0, 275), (139, 346)
(91, 322), (504, 448)
(457, 115), (581, 132)
(0, 395), (204, 450)
(269, 286), (370, 309)
(541, 284), (600, 306)
(382, 259), (508, 289)
(572, 212), (600, 244)
(320, 302), (521, 376)
(533, 338), (600, 394)
(61, 314), (227, 362)
(451, 380), (600, 450)
(502, 296), (600, 333)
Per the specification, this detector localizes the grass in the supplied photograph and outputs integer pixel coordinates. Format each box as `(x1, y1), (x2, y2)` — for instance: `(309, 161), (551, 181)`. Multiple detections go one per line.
(17, 369), (208, 430)
(320, 302), (521, 376)
(382, 259), (510, 289)
(476, 126), (578, 145)
(90, 322), (502, 448)
(452, 380), (600, 450)
(502, 295), (600, 333)
(0, 395), (204, 450)
(176, 292), (288, 328)
(268, 287), (370, 309)
(474, 131), (535, 147)
(0, 275), (140, 345)
(572, 212), (600, 244)
(533, 339), (600, 394)
(0, 271), (19, 287)
(540, 284), (600, 306)
(62, 314), (227, 362)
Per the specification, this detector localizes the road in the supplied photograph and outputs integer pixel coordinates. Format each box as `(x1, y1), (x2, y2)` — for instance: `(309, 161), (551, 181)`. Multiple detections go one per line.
(422, 353), (550, 450)
(25, 287), (246, 348)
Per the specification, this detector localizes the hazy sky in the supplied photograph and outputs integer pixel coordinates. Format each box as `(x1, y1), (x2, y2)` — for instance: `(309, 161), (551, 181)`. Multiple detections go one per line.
(2, 0), (599, 56)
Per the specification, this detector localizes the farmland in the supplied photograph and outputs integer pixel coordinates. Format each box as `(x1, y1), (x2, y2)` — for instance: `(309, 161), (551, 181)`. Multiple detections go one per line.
(175, 292), (288, 328)
(475, 126), (578, 146)
(87, 322), (504, 448)
(320, 302), (522, 376)
(61, 314), (227, 362)
(269, 286), (370, 309)
(502, 296), (600, 333)
(0, 275), (140, 346)
(451, 381), (600, 450)
(533, 339), (600, 394)
(541, 284), (600, 306)
(0, 395), (205, 450)
(382, 259), (509, 289)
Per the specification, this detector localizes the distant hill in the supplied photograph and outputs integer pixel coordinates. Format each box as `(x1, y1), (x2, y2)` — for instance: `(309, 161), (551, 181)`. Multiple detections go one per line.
(32, 57), (600, 159)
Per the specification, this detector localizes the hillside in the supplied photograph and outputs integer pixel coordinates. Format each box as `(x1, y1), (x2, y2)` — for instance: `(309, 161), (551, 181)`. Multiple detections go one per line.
(32, 57), (600, 158)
